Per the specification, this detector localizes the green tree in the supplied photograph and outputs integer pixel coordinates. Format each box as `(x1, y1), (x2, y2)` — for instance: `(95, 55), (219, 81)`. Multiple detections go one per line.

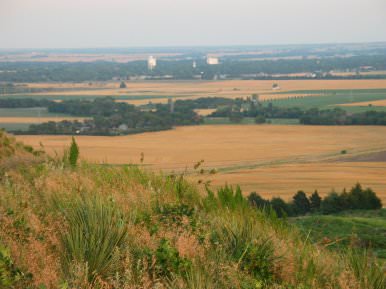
(347, 184), (382, 210)
(248, 192), (269, 209)
(321, 192), (343, 214)
(347, 183), (364, 209)
(292, 191), (311, 215)
(309, 190), (322, 212)
(119, 81), (127, 88)
(361, 188), (382, 209)
(270, 197), (292, 217)
(229, 110), (243, 123)
(255, 115), (266, 124)
(69, 137), (79, 168)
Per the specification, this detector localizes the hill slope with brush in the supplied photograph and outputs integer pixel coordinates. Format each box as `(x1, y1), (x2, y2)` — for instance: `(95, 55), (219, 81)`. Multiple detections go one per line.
(0, 132), (384, 289)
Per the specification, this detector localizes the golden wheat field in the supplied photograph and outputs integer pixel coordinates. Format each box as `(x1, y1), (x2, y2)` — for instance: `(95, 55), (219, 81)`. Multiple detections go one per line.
(15, 79), (386, 105)
(340, 99), (386, 107)
(16, 125), (386, 202)
(194, 109), (217, 116)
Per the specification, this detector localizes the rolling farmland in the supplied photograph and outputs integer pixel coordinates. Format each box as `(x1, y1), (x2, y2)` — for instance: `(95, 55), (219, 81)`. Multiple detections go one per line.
(5, 79), (386, 203)
(0, 108), (90, 131)
(4, 79), (386, 104)
(17, 125), (386, 203)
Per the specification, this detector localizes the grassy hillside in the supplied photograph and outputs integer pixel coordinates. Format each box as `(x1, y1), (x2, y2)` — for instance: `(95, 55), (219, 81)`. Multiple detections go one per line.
(292, 210), (386, 260)
(0, 132), (385, 288)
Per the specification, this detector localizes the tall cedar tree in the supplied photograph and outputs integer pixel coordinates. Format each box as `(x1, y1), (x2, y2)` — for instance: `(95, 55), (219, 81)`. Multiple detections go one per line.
(293, 191), (311, 215)
(309, 190), (322, 211)
(69, 137), (79, 168)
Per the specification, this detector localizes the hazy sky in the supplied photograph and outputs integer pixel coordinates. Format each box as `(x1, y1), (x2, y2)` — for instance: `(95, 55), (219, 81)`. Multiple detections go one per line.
(1, 0), (386, 48)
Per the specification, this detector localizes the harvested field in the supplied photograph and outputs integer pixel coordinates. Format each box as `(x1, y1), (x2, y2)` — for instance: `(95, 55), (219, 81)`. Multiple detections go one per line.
(14, 80), (386, 106)
(202, 162), (386, 203)
(16, 125), (386, 203)
(194, 109), (217, 116)
(115, 98), (170, 105)
(339, 99), (386, 107)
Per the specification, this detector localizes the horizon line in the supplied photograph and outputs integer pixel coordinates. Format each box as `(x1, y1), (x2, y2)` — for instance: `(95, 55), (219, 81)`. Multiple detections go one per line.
(1, 40), (386, 51)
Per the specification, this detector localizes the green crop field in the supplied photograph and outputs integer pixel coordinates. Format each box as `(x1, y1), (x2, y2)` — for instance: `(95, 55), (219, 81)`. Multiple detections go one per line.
(0, 107), (72, 117)
(265, 89), (386, 110)
(203, 117), (300, 125)
(0, 94), (191, 101)
(0, 123), (30, 131)
(266, 92), (386, 109)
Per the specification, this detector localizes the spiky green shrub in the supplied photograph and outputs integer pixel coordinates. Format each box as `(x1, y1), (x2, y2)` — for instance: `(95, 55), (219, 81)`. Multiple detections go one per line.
(209, 212), (279, 286)
(59, 196), (128, 283)
(239, 238), (277, 282)
(347, 249), (385, 289)
(204, 185), (247, 211)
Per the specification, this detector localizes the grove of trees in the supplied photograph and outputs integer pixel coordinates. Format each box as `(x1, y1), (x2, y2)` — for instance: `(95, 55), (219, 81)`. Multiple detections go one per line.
(247, 183), (382, 217)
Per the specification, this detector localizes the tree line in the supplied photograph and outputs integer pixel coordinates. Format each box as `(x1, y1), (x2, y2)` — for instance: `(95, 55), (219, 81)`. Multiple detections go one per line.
(11, 97), (202, 135)
(1, 54), (385, 82)
(3, 97), (386, 134)
(247, 183), (382, 217)
(209, 98), (386, 126)
(0, 98), (52, 108)
(300, 108), (386, 125)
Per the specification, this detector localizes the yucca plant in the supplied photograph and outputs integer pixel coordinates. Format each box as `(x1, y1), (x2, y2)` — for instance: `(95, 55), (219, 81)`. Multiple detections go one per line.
(209, 212), (279, 286)
(59, 195), (128, 284)
(347, 249), (385, 289)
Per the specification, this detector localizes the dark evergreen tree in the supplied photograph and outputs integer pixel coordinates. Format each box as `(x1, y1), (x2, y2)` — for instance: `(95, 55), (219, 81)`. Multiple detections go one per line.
(247, 192), (269, 209)
(321, 192), (343, 214)
(292, 191), (311, 215)
(309, 190), (322, 212)
(347, 183), (364, 209)
(270, 197), (292, 217)
(362, 188), (382, 209)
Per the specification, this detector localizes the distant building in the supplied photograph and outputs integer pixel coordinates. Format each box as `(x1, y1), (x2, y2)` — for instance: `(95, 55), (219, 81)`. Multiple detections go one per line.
(206, 56), (219, 65)
(148, 56), (157, 70)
